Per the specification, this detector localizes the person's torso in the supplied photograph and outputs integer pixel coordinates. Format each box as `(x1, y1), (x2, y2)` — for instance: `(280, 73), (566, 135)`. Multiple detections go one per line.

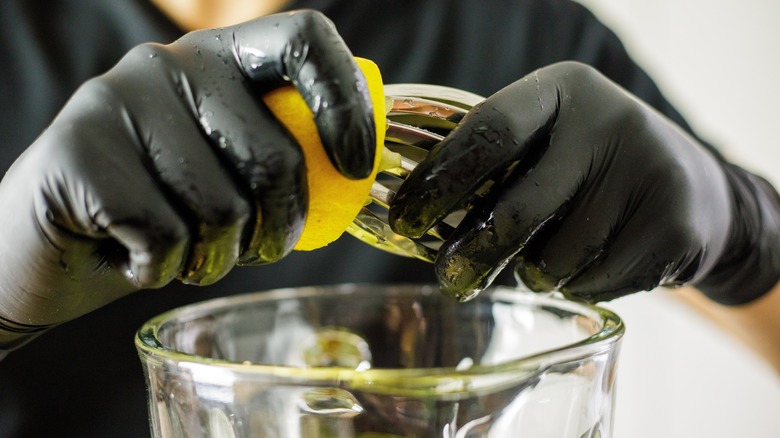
(0, 0), (681, 435)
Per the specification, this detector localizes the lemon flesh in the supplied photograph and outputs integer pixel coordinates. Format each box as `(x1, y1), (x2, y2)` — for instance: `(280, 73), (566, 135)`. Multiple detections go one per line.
(263, 58), (390, 251)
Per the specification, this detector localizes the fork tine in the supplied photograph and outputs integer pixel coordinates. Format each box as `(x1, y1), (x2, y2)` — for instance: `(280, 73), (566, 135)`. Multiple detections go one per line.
(348, 207), (437, 263)
(369, 180), (456, 241)
(385, 120), (443, 150)
(344, 85), (484, 262)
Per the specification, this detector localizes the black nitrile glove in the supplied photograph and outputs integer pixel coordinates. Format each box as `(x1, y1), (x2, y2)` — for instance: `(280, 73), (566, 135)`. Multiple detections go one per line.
(390, 61), (780, 304)
(0, 10), (375, 354)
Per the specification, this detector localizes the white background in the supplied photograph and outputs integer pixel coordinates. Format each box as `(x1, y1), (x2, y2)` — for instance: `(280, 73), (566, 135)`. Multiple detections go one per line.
(573, 0), (780, 436)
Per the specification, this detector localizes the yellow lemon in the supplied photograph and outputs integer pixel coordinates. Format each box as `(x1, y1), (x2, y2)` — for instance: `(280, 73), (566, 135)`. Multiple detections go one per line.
(263, 58), (395, 250)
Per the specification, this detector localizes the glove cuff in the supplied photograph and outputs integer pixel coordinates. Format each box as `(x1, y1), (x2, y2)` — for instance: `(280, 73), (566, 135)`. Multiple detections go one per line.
(695, 164), (780, 305)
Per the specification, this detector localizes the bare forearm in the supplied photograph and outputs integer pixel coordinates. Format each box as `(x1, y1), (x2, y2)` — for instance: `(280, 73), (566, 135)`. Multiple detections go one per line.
(677, 283), (780, 373)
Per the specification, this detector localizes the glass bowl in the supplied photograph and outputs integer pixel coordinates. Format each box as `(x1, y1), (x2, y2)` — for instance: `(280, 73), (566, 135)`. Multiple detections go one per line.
(136, 283), (624, 437)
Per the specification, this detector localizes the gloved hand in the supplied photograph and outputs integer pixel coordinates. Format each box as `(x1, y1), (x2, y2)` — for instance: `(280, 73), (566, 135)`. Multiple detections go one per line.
(0, 10), (375, 353)
(390, 61), (780, 304)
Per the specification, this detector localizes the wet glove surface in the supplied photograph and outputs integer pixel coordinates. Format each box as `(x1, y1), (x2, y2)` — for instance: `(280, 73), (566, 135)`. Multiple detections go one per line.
(0, 10), (375, 351)
(391, 61), (780, 304)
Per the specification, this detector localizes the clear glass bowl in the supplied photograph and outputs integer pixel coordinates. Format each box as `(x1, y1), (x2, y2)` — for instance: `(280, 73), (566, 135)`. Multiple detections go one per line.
(136, 284), (624, 437)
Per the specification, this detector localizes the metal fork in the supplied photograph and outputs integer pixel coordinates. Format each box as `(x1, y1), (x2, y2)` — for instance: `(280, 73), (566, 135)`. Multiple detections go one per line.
(345, 84), (484, 262)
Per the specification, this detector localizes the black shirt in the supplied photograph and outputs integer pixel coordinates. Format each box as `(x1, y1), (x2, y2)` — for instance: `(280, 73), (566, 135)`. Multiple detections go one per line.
(0, 0), (693, 436)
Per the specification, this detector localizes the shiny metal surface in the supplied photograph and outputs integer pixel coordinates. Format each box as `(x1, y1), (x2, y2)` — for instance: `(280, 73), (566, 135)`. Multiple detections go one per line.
(346, 85), (484, 262)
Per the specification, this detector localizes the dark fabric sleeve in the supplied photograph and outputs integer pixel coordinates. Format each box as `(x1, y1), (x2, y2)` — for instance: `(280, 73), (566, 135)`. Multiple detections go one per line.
(541, 1), (699, 139)
(0, 0), (181, 171)
(291, 0), (707, 147)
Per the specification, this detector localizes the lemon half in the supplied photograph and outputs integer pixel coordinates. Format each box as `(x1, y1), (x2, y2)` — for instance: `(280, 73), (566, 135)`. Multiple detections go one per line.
(263, 58), (392, 251)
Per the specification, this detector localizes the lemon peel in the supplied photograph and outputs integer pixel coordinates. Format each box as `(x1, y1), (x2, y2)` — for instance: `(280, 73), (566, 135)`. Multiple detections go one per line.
(262, 58), (396, 251)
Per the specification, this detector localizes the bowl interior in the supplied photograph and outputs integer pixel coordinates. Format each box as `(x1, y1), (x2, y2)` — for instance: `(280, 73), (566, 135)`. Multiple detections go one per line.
(141, 284), (622, 372)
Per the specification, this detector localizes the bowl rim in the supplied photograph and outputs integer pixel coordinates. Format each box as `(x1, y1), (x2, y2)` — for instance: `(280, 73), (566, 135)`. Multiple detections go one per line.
(135, 283), (624, 393)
